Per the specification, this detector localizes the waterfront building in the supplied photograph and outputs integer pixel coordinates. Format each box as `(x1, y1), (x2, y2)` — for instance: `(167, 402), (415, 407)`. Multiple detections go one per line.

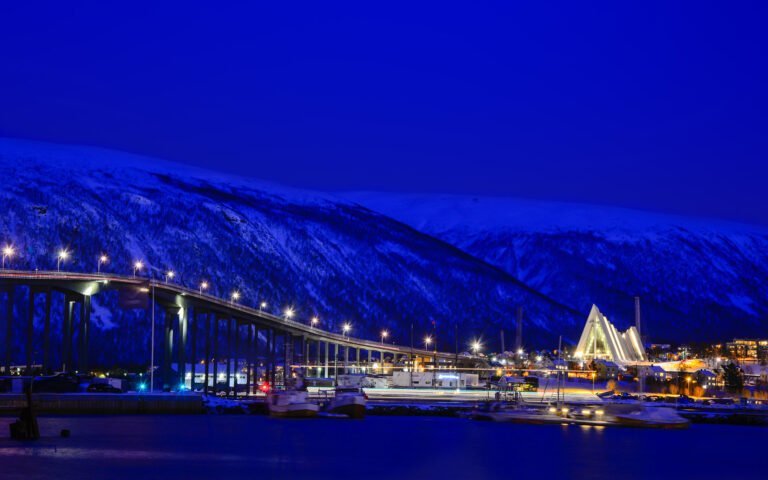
(574, 305), (646, 364)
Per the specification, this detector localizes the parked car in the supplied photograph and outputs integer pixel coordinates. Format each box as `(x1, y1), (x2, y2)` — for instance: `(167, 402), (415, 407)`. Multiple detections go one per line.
(34, 373), (80, 393)
(87, 383), (122, 393)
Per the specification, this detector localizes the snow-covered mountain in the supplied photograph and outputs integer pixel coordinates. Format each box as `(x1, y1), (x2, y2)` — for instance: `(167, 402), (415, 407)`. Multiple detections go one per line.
(344, 192), (768, 343)
(0, 139), (575, 367)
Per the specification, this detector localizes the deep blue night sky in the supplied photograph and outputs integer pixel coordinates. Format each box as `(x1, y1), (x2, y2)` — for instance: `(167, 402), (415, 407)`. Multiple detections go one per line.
(1, 1), (767, 225)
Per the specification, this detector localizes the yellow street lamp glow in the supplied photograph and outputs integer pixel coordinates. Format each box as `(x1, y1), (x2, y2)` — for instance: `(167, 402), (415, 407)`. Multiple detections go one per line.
(57, 249), (70, 271)
(382, 330), (389, 338)
(260, 301), (267, 309)
(311, 317), (319, 326)
(99, 254), (108, 263)
(200, 281), (209, 294)
(1, 245), (14, 269)
(167, 271), (175, 279)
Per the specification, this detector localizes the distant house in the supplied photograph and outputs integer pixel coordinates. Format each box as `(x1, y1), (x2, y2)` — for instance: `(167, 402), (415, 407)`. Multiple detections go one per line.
(592, 359), (620, 380)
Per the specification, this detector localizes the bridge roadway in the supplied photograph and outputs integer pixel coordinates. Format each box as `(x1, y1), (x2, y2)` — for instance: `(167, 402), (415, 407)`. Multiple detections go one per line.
(0, 270), (458, 394)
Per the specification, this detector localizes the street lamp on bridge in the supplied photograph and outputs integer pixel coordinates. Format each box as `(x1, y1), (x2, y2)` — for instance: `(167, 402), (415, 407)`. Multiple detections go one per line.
(424, 335), (432, 351)
(259, 301), (267, 311)
(133, 261), (144, 277)
(342, 323), (351, 338)
(471, 340), (482, 355)
(164, 270), (175, 283)
(381, 330), (389, 344)
(284, 307), (295, 320)
(97, 254), (108, 273)
(57, 249), (70, 271)
(2, 245), (14, 269)
(199, 281), (209, 294)
(231, 290), (241, 304)
(311, 316), (319, 328)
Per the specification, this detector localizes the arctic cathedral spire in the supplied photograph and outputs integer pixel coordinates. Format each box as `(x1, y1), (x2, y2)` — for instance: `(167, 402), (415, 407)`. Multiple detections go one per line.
(574, 305), (646, 364)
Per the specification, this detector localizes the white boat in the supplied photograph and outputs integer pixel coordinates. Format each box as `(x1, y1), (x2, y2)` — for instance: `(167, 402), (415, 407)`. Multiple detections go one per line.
(325, 387), (367, 418)
(611, 406), (690, 429)
(266, 389), (320, 418)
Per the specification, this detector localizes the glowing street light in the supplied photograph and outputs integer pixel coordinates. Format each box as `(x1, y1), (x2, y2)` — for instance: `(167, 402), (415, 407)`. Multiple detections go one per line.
(57, 249), (70, 271)
(133, 260), (144, 277)
(471, 340), (482, 354)
(97, 254), (108, 273)
(424, 335), (433, 350)
(284, 307), (295, 320)
(311, 316), (319, 328)
(231, 290), (241, 303)
(2, 245), (14, 269)
(199, 281), (209, 294)
(342, 323), (351, 338)
(259, 301), (267, 311)
(381, 330), (389, 344)
(164, 270), (175, 283)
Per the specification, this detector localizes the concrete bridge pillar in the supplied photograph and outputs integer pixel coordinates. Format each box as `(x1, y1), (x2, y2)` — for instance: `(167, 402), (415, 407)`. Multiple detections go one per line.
(177, 307), (188, 391)
(203, 311), (211, 394)
(78, 295), (91, 373)
(26, 287), (35, 375)
(212, 314), (219, 394)
(324, 341), (329, 378)
(226, 318), (233, 397)
(4, 287), (12, 374)
(163, 306), (179, 391)
(62, 296), (74, 372)
(189, 309), (198, 391)
(42, 288), (51, 374)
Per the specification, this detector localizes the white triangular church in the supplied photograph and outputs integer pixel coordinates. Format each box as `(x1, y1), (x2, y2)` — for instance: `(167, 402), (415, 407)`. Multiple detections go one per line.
(574, 305), (646, 364)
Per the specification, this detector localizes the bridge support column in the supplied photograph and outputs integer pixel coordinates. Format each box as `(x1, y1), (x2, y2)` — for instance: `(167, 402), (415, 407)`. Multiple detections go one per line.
(226, 319), (232, 397)
(246, 324), (254, 396)
(283, 332), (292, 387)
(62, 296), (74, 372)
(356, 347), (360, 374)
(4, 287), (13, 374)
(204, 311), (211, 395)
(190, 309), (198, 391)
(333, 343), (339, 382)
(163, 307), (178, 391)
(269, 329), (276, 388)
(324, 341), (329, 378)
(78, 295), (91, 373)
(178, 307), (188, 391)
(42, 288), (51, 374)
(316, 339), (322, 377)
(27, 288), (35, 375)
(212, 314), (219, 394)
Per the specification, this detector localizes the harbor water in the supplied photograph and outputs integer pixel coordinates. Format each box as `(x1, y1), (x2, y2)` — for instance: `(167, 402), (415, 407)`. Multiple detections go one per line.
(0, 415), (764, 479)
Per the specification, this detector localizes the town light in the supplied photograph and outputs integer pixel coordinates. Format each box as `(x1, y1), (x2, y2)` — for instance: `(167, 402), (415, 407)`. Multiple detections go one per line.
(2, 245), (14, 269)
(165, 270), (175, 283)
(57, 249), (70, 271)
(311, 316), (319, 327)
(200, 281), (209, 294)
(381, 330), (389, 344)
(342, 323), (351, 338)
(97, 254), (108, 273)
(284, 307), (295, 319)
(471, 340), (482, 354)
(424, 335), (433, 349)
(231, 291), (241, 303)
(259, 301), (267, 311)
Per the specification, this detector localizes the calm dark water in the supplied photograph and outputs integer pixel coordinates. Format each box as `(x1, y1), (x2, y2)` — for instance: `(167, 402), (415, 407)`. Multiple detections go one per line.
(0, 415), (764, 480)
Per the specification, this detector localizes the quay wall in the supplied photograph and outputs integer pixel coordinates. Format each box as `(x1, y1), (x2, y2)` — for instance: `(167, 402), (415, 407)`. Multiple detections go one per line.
(0, 393), (204, 414)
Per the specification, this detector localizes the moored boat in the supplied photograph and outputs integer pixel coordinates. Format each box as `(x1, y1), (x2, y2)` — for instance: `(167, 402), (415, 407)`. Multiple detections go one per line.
(325, 387), (367, 418)
(266, 389), (320, 418)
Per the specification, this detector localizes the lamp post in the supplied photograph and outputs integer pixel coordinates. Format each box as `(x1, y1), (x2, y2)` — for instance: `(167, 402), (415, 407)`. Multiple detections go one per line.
(57, 249), (70, 272)
(381, 330), (389, 344)
(133, 261), (143, 278)
(2, 245), (14, 269)
(311, 317), (319, 328)
(164, 270), (175, 283)
(342, 323), (351, 339)
(231, 291), (240, 304)
(284, 307), (295, 321)
(97, 254), (108, 273)
(199, 281), (209, 294)
(471, 340), (482, 355)
(259, 301), (267, 311)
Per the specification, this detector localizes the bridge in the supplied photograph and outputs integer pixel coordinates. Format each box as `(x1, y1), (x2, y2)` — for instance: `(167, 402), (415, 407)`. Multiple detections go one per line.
(0, 270), (460, 394)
